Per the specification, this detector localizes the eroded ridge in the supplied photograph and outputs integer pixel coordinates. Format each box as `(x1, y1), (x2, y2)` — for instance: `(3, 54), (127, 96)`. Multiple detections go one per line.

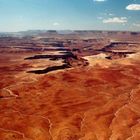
(1, 34), (140, 140)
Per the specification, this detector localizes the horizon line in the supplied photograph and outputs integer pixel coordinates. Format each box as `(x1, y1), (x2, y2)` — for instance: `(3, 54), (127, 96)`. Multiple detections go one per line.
(0, 29), (140, 33)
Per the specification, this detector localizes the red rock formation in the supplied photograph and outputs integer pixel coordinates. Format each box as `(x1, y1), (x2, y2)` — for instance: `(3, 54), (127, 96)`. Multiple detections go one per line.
(1, 61), (140, 139)
(1, 36), (140, 140)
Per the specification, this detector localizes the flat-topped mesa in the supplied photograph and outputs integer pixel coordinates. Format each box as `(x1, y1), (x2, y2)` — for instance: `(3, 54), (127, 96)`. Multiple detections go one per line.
(106, 53), (127, 60)
(26, 51), (89, 74)
(65, 53), (89, 67)
(105, 51), (135, 60)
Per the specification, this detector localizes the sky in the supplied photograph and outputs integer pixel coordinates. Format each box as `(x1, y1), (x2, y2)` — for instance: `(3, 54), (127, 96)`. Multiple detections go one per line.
(0, 0), (140, 32)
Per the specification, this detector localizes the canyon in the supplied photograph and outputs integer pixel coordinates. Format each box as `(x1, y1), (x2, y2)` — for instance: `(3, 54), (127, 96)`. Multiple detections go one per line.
(0, 31), (140, 140)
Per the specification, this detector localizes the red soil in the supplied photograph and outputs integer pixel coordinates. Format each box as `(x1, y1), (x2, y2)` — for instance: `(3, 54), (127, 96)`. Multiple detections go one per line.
(1, 54), (140, 139)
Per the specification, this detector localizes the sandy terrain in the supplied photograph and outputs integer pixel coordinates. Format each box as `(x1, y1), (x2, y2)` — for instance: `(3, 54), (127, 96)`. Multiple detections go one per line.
(1, 53), (140, 140)
(0, 34), (140, 140)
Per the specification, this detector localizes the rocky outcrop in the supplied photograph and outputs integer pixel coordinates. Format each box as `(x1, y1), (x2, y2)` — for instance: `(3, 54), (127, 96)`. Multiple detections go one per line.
(65, 56), (89, 67)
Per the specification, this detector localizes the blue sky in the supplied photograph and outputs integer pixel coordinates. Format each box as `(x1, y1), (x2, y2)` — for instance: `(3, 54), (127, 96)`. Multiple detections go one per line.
(0, 0), (140, 32)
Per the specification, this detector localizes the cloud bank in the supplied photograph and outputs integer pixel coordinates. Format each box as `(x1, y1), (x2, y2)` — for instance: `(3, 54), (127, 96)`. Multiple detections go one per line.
(133, 23), (140, 27)
(126, 4), (140, 10)
(103, 17), (127, 23)
(53, 22), (60, 26)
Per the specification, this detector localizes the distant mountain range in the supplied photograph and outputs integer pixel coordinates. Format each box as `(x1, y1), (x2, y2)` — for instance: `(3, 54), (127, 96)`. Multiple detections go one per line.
(0, 30), (75, 37)
(0, 30), (140, 38)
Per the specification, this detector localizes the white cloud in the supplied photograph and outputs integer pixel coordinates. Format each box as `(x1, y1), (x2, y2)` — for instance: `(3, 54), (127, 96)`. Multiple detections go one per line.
(103, 17), (128, 24)
(97, 17), (103, 20)
(93, 0), (107, 2)
(108, 13), (114, 16)
(100, 13), (115, 16)
(133, 23), (140, 27)
(126, 4), (140, 10)
(53, 22), (60, 26)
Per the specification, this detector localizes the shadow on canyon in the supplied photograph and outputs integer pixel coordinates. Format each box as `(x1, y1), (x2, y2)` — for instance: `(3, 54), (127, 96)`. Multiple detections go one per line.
(27, 64), (70, 74)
